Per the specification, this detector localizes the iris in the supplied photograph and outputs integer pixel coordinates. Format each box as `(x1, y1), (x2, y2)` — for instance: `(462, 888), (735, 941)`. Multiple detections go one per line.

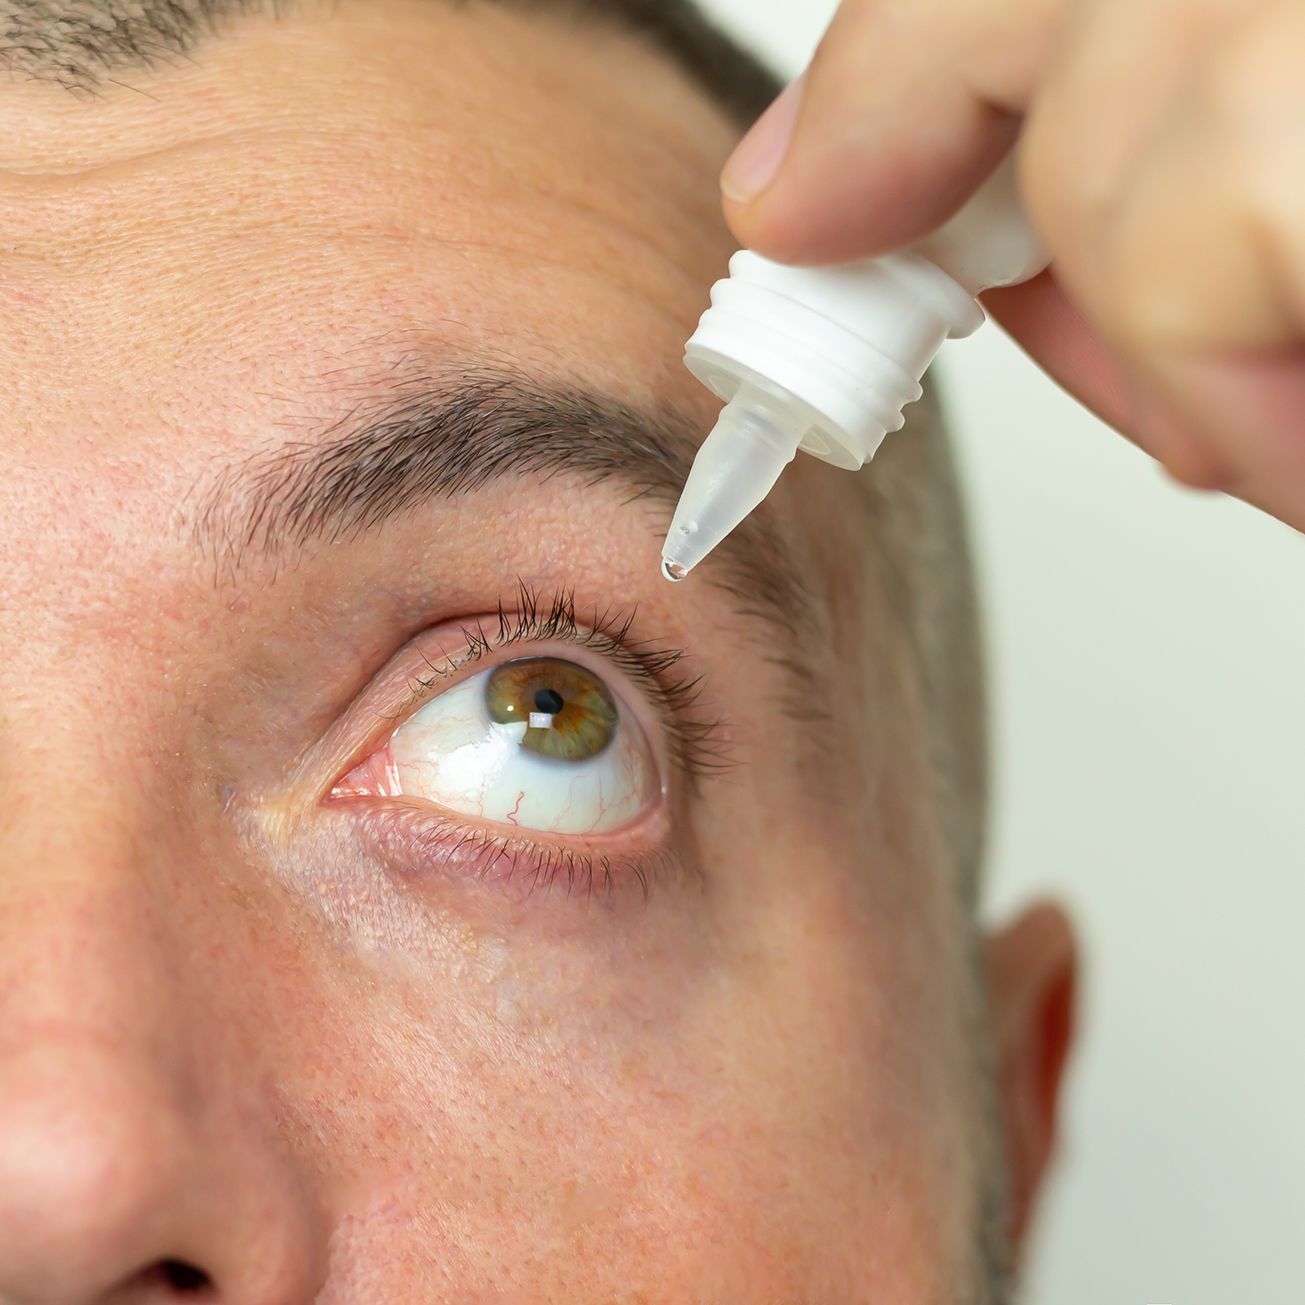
(484, 658), (618, 761)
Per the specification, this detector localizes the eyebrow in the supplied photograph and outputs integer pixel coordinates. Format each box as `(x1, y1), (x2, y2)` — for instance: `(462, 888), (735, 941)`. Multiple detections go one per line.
(194, 367), (814, 637)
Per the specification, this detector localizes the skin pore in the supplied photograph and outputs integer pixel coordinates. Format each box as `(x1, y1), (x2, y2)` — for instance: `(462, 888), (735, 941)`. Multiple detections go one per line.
(0, 2), (1075, 1301)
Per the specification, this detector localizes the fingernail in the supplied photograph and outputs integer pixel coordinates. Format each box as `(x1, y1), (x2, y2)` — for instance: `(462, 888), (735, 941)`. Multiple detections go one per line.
(720, 73), (805, 205)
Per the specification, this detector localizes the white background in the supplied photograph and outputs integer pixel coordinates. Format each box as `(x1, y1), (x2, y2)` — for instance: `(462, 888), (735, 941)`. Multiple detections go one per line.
(697, 3), (1305, 1301)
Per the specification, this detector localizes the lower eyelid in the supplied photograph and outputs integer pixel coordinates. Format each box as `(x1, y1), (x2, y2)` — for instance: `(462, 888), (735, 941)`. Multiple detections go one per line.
(326, 795), (679, 902)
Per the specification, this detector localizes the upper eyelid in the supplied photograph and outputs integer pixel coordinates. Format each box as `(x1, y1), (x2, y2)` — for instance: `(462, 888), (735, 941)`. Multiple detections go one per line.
(404, 612), (659, 714)
(292, 587), (723, 800)
(393, 632), (651, 735)
(392, 584), (729, 778)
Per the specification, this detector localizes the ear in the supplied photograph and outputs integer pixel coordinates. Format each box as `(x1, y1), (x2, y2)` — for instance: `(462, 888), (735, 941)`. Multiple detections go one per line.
(984, 902), (1078, 1258)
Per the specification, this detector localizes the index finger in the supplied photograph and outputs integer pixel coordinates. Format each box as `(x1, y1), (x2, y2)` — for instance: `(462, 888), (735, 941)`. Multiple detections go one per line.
(722, 0), (1067, 265)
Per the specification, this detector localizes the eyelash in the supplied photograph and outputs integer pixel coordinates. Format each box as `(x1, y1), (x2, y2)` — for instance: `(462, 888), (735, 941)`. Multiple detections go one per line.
(402, 579), (728, 779)
(331, 581), (727, 903)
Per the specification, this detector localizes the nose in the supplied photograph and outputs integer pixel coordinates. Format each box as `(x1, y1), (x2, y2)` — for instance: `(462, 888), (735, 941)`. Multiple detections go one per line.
(0, 803), (326, 1304)
(0, 1042), (324, 1305)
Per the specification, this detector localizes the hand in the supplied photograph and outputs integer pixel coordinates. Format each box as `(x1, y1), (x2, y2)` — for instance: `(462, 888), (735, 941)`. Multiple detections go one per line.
(719, 0), (1305, 533)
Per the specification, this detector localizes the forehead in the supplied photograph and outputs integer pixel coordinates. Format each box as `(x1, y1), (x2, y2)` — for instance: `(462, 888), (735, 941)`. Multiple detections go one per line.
(0, 0), (739, 448)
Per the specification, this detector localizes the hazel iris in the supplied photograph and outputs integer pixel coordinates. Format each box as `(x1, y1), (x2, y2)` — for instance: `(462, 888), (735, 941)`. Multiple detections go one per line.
(485, 658), (618, 762)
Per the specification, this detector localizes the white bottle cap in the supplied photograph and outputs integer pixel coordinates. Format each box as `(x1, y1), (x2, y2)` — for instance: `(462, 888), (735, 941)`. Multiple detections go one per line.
(661, 152), (1048, 581)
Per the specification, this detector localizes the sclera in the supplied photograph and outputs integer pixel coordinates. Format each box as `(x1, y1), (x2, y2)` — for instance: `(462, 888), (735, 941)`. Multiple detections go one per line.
(387, 666), (658, 835)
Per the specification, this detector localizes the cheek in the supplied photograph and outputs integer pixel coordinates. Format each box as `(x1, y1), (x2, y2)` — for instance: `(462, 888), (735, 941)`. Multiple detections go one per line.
(274, 882), (978, 1301)
(264, 601), (977, 1295)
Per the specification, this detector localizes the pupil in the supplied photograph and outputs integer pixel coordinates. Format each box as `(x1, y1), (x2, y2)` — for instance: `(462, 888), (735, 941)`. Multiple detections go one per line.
(534, 688), (564, 714)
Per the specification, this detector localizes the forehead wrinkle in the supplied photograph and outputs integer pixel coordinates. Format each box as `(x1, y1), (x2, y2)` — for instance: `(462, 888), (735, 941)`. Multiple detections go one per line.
(1, 5), (738, 287)
(188, 362), (820, 646)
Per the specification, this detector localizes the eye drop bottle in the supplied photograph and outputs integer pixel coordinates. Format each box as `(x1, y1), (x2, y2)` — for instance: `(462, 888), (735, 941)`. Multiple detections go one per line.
(660, 153), (1049, 581)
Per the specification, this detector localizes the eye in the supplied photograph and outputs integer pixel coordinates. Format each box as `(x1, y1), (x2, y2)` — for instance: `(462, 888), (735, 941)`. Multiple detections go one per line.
(338, 657), (659, 835)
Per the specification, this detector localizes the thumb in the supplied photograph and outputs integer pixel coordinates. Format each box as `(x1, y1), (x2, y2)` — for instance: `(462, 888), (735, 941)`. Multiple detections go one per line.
(722, 0), (1066, 265)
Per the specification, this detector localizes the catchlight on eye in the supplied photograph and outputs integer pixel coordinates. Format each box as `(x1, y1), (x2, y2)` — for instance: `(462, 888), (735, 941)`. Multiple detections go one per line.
(356, 657), (658, 835)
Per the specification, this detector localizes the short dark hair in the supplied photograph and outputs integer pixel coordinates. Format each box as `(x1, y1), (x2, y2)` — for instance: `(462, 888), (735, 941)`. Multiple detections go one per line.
(0, 0), (781, 119)
(528, 0), (780, 125)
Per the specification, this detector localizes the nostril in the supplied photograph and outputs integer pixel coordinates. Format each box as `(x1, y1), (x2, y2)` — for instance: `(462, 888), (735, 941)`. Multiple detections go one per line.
(160, 1260), (211, 1293)
(125, 1259), (213, 1296)
(113, 1258), (212, 1299)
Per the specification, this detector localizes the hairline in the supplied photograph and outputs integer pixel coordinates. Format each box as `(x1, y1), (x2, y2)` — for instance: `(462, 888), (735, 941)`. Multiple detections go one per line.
(0, 0), (784, 121)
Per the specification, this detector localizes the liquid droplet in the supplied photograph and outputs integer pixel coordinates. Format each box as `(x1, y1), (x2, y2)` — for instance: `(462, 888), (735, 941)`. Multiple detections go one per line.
(661, 558), (688, 583)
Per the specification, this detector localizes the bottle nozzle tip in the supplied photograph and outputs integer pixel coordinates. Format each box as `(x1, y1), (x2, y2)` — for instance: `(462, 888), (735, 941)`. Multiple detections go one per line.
(661, 558), (689, 583)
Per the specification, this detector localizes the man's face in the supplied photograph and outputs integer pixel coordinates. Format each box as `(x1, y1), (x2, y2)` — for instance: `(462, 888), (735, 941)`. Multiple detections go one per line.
(0, 2), (1071, 1300)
